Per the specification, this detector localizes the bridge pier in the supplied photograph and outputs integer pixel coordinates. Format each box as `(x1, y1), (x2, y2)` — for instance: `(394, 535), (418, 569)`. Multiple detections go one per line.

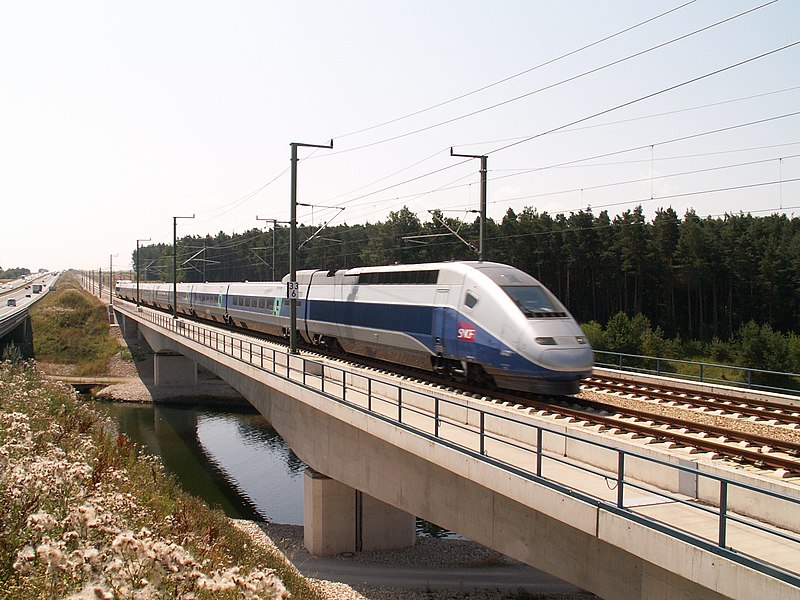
(153, 351), (197, 387)
(116, 310), (138, 337)
(304, 468), (416, 556)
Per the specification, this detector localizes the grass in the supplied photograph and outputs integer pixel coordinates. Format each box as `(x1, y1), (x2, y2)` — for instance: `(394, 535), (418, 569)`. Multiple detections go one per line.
(0, 360), (326, 599)
(29, 273), (122, 376)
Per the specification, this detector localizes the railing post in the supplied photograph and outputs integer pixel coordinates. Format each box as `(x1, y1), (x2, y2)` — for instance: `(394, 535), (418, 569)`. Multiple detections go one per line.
(719, 480), (728, 548)
(536, 428), (543, 477)
(617, 451), (625, 508)
(398, 388), (402, 423)
(699, 363), (704, 383)
(260, 345), (263, 369)
(367, 378), (372, 412)
(435, 397), (440, 437)
(479, 411), (486, 455)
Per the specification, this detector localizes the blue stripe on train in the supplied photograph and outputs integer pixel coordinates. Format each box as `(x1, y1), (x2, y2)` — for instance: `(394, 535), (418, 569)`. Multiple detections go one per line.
(304, 299), (560, 380)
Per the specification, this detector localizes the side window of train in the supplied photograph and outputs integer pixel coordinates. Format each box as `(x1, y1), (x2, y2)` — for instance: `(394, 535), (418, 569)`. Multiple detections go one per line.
(464, 291), (478, 309)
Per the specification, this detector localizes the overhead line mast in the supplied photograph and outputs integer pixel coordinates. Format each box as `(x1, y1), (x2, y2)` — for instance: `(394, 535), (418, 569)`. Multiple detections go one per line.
(289, 140), (334, 353)
(450, 148), (487, 262)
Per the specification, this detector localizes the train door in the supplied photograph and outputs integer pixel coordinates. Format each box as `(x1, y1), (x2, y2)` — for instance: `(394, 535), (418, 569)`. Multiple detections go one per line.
(432, 288), (450, 355)
(335, 270), (357, 343)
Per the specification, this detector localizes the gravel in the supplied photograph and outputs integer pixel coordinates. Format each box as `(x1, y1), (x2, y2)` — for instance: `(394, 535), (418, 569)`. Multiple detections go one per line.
(234, 521), (597, 600)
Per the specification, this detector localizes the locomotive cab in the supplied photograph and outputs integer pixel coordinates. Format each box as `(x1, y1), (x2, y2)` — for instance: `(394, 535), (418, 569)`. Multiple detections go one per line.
(459, 264), (593, 395)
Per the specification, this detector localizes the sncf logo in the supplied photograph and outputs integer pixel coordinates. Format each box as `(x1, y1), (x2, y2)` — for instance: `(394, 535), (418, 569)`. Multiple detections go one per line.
(457, 322), (476, 342)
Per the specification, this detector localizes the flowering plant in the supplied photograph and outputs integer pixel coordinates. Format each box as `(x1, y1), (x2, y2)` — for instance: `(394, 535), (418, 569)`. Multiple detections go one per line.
(0, 361), (291, 599)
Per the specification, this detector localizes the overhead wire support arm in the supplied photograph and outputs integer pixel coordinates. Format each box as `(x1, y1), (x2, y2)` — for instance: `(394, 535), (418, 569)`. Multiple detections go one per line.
(428, 210), (478, 254)
(450, 147), (487, 261)
(256, 216), (290, 280)
(297, 203), (346, 249)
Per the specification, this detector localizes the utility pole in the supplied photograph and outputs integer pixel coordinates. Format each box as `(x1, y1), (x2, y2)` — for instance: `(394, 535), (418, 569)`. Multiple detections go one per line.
(109, 254), (118, 306)
(289, 140), (333, 353)
(173, 215), (195, 318)
(136, 238), (150, 307)
(450, 148), (488, 262)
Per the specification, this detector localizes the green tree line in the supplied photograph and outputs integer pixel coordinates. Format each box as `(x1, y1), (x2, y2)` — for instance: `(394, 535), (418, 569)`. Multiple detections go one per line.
(0, 267), (31, 280)
(132, 205), (800, 345)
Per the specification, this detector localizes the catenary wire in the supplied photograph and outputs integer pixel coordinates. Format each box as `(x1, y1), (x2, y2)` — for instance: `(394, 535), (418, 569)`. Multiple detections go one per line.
(331, 0), (699, 141)
(316, 1), (779, 158)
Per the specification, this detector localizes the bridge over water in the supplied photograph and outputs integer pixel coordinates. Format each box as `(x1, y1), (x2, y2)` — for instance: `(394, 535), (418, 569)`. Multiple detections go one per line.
(111, 300), (799, 600)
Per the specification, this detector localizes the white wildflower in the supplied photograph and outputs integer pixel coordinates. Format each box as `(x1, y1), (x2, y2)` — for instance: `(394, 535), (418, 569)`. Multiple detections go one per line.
(12, 545), (35, 574)
(27, 510), (58, 533)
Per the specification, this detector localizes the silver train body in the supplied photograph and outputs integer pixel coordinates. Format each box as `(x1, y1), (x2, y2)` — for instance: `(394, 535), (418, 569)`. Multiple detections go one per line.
(117, 261), (593, 395)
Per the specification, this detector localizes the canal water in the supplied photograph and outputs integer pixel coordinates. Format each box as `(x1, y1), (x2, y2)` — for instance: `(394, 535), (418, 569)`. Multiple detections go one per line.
(92, 400), (454, 537)
(92, 401), (306, 524)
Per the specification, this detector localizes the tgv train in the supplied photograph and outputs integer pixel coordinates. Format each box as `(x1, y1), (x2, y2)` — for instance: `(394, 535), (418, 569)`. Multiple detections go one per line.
(116, 262), (593, 395)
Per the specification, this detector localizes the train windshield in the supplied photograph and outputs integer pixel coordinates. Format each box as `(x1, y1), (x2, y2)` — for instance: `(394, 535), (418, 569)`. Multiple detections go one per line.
(502, 286), (567, 318)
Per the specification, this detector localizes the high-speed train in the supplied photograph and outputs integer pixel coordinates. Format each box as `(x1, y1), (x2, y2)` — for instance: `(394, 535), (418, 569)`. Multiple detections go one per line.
(117, 261), (593, 395)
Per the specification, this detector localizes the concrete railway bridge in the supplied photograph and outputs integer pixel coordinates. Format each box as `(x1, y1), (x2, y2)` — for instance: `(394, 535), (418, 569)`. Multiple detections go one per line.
(111, 300), (799, 600)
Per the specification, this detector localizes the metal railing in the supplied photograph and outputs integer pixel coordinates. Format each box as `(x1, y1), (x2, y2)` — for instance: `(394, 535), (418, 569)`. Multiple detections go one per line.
(125, 306), (800, 586)
(594, 350), (800, 397)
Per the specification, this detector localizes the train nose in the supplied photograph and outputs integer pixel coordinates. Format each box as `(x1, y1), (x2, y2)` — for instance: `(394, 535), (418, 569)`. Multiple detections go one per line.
(518, 326), (594, 371)
(537, 345), (594, 370)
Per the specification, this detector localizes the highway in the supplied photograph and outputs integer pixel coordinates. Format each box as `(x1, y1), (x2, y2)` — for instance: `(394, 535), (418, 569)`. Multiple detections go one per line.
(0, 272), (55, 308)
(0, 272), (58, 344)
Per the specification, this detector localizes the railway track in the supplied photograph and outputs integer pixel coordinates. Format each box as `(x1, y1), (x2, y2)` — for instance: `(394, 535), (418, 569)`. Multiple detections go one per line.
(582, 373), (800, 428)
(571, 375), (800, 477)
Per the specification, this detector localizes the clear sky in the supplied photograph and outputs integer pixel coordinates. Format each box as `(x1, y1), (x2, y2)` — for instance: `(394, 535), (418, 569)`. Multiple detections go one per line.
(1, 0), (798, 274)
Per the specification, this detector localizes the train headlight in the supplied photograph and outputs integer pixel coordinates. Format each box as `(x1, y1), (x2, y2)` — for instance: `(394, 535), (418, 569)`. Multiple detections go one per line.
(575, 336), (588, 344)
(535, 336), (557, 345)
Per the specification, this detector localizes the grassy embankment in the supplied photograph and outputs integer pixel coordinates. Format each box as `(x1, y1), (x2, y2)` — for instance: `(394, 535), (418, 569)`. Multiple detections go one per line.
(1, 273), (326, 598)
(29, 273), (125, 375)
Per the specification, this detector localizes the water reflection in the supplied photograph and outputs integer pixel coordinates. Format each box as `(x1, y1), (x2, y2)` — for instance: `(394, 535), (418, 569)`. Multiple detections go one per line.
(93, 402), (305, 524)
(195, 411), (305, 524)
(93, 400), (457, 537)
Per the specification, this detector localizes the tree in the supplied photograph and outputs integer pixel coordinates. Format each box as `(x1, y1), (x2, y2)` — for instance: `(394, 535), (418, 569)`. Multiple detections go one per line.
(361, 207), (423, 265)
(650, 207), (680, 333)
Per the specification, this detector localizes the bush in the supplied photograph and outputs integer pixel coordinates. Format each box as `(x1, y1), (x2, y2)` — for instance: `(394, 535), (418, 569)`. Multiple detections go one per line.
(709, 336), (733, 364)
(580, 321), (605, 351)
(789, 332), (800, 374)
(734, 321), (791, 372)
(641, 326), (669, 358)
(603, 312), (655, 355)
